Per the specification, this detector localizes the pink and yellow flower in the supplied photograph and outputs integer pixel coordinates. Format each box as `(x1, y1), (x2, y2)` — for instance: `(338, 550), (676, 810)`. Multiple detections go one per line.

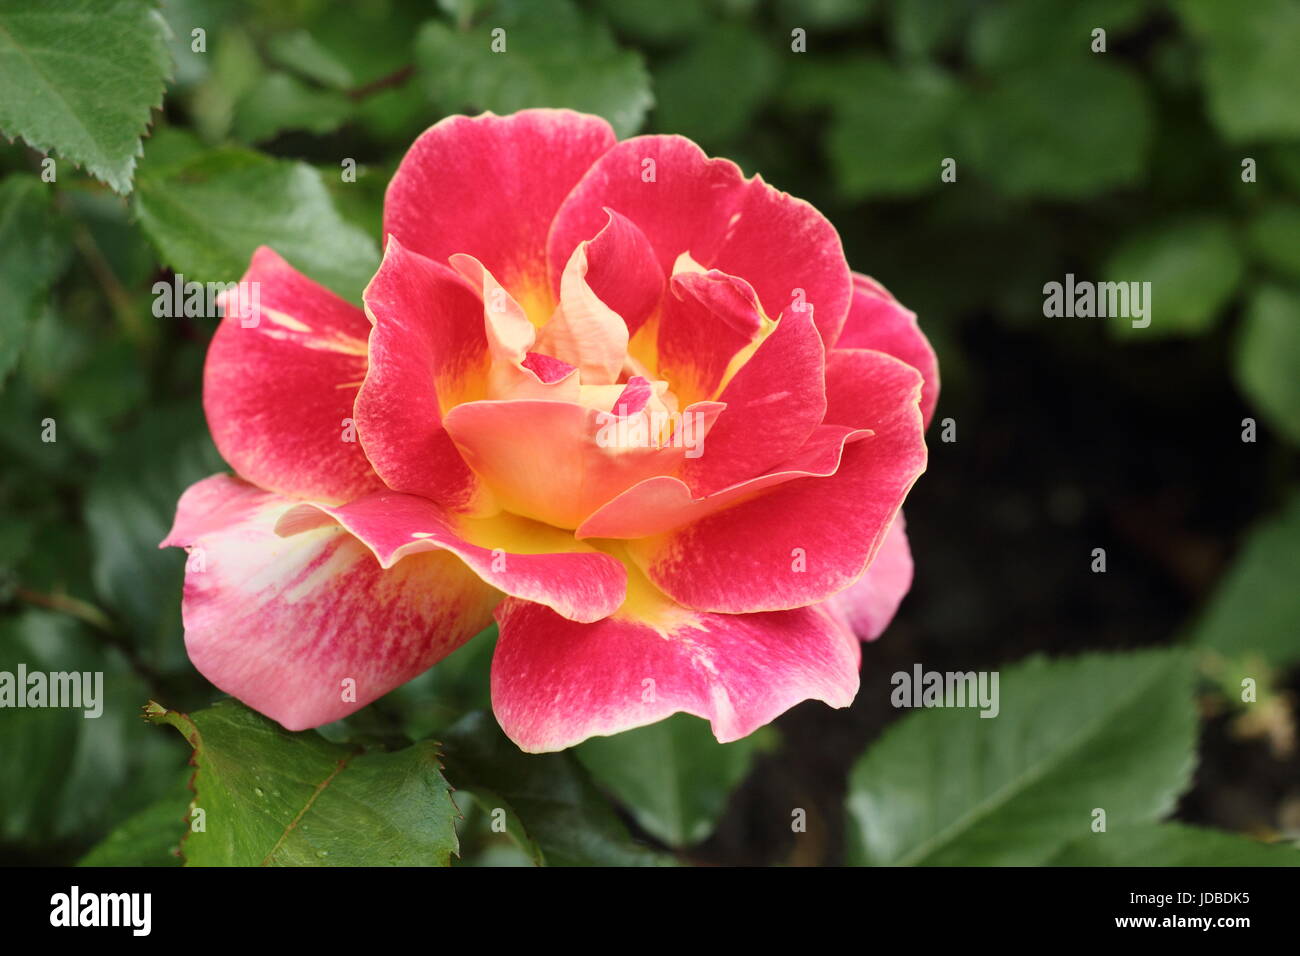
(162, 109), (938, 752)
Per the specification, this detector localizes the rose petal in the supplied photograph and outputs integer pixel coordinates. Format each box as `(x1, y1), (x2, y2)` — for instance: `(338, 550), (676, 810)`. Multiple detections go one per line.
(355, 238), (491, 510)
(679, 305), (826, 494)
(578, 208), (664, 336)
(835, 273), (940, 428)
(203, 247), (382, 504)
(626, 349), (926, 613)
(162, 475), (498, 730)
(548, 134), (852, 344)
(654, 268), (770, 408)
(825, 512), (913, 642)
(276, 489), (627, 624)
(576, 424), (867, 540)
(533, 239), (629, 385)
(490, 572), (860, 752)
(443, 397), (725, 530)
(385, 109), (616, 319)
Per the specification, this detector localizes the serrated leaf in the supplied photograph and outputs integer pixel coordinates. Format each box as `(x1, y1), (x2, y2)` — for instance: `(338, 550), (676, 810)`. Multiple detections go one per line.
(1177, 0), (1300, 143)
(1235, 285), (1300, 446)
(1046, 823), (1300, 866)
(133, 133), (379, 301)
(960, 58), (1151, 199)
(415, 0), (653, 139)
(575, 714), (772, 848)
(441, 711), (671, 866)
(146, 698), (460, 866)
(77, 772), (190, 866)
(846, 649), (1196, 865)
(0, 0), (171, 193)
(1192, 490), (1300, 666)
(0, 175), (72, 386)
(1104, 216), (1244, 338)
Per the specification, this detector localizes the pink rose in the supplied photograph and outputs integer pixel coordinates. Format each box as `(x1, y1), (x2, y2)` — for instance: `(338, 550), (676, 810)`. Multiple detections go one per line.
(162, 109), (938, 752)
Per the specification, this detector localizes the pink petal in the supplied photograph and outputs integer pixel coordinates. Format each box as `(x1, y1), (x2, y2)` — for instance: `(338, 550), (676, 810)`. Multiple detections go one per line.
(276, 489), (627, 624)
(533, 239), (630, 385)
(490, 576), (861, 752)
(680, 305), (826, 495)
(825, 512), (913, 642)
(578, 209), (664, 336)
(655, 268), (769, 407)
(547, 135), (852, 345)
(449, 252), (581, 402)
(162, 475), (498, 730)
(442, 397), (725, 530)
(355, 237), (490, 510)
(203, 247), (383, 504)
(384, 109), (616, 311)
(576, 424), (867, 540)
(627, 350), (927, 614)
(835, 273), (940, 428)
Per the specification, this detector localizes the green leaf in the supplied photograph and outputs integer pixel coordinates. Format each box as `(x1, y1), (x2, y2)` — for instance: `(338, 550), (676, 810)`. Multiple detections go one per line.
(1246, 203), (1300, 282)
(77, 773), (190, 866)
(186, 26), (262, 144)
(83, 405), (225, 672)
(134, 132), (379, 301)
(823, 59), (963, 199)
(146, 698), (460, 866)
(652, 24), (778, 150)
(0, 175), (71, 386)
(0, 0), (171, 193)
(0, 610), (183, 849)
(960, 58), (1151, 199)
(1104, 216), (1244, 338)
(969, 0), (1152, 72)
(576, 714), (772, 848)
(776, 0), (875, 31)
(1177, 0), (1300, 143)
(265, 29), (356, 90)
(846, 649), (1196, 865)
(1192, 490), (1300, 666)
(1235, 285), (1300, 445)
(889, 0), (972, 59)
(441, 711), (671, 866)
(1046, 823), (1300, 866)
(232, 71), (354, 143)
(594, 0), (714, 45)
(415, 0), (653, 139)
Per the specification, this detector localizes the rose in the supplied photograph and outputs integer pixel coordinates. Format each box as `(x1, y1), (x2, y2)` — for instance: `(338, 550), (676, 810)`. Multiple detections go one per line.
(162, 109), (938, 752)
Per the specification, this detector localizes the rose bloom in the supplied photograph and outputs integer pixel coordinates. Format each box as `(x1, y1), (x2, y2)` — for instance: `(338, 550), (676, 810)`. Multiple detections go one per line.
(162, 109), (938, 752)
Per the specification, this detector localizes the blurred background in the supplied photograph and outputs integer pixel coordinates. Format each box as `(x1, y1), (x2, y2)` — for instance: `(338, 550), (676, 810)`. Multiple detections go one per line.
(1, 0), (1298, 865)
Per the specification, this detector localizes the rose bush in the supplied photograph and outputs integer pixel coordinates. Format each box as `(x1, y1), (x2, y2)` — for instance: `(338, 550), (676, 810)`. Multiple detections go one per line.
(162, 109), (938, 753)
